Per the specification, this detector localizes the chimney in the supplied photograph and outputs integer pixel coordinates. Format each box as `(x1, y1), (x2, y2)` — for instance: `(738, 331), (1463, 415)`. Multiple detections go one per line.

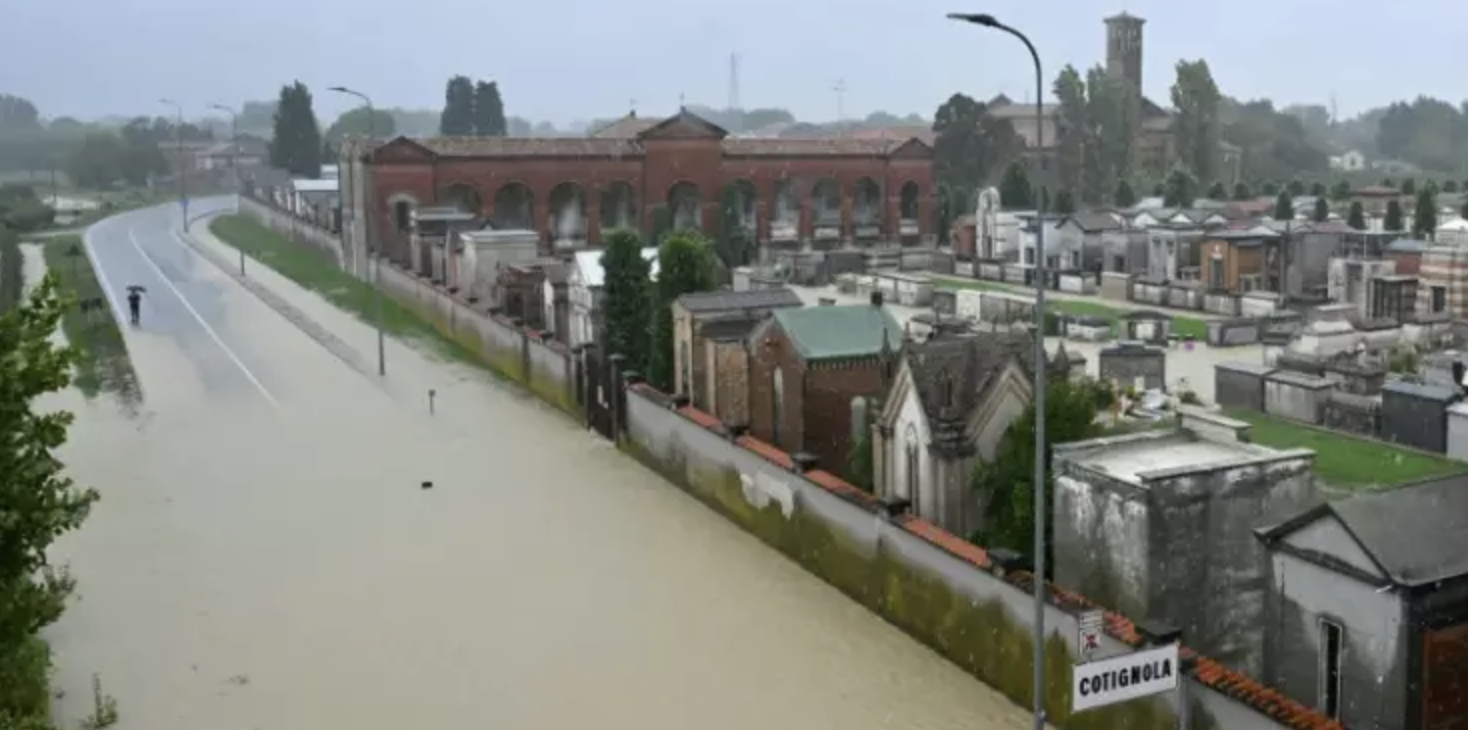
(870, 290), (884, 307)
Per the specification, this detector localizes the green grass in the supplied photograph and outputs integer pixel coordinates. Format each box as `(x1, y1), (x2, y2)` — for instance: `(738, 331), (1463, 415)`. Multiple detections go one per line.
(44, 235), (141, 401)
(207, 214), (481, 365)
(1226, 409), (1467, 492)
(932, 274), (1211, 339)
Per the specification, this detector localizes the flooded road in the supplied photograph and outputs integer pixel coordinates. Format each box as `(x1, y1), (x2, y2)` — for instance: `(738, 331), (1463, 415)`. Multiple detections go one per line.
(44, 203), (1040, 730)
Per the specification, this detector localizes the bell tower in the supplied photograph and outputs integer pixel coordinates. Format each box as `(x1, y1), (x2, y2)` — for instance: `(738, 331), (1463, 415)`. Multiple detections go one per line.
(1104, 12), (1145, 93)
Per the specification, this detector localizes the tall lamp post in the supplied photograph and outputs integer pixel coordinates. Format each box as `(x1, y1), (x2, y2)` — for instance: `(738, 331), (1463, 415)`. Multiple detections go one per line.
(946, 12), (1048, 730)
(209, 102), (246, 276)
(159, 98), (188, 229)
(327, 85), (386, 377)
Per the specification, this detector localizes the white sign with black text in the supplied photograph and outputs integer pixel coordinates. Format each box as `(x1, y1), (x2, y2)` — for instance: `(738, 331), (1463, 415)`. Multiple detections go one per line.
(1072, 643), (1180, 712)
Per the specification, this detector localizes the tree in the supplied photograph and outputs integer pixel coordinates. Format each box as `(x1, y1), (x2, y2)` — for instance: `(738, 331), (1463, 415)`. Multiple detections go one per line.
(1309, 181), (1326, 197)
(1312, 197), (1330, 223)
(1169, 60), (1221, 182)
(1260, 180), (1280, 196)
(1402, 178), (1417, 195)
(1286, 178), (1306, 196)
(1052, 189), (1076, 215)
(1413, 187), (1438, 239)
(1052, 66), (1088, 199)
(1150, 181), (1164, 197)
(1381, 177), (1396, 189)
(933, 93), (1018, 204)
(439, 75), (476, 136)
(1330, 180), (1353, 201)
(1232, 181), (1253, 200)
(998, 160), (1033, 210)
(1163, 168), (1197, 208)
(1113, 179), (1136, 207)
(0, 94), (43, 135)
(0, 185), (53, 233)
(64, 130), (165, 189)
(1274, 190), (1294, 220)
(647, 232), (716, 392)
(1221, 99), (1328, 182)
(324, 106), (396, 144)
(472, 81), (507, 137)
(599, 230), (654, 373)
(268, 81), (323, 178)
(0, 273), (100, 728)
(1347, 201), (1366, 230)
(1384, 199), (1405, 232)
(847, 427), (873, 492)
(1207, 180), (1227, 200)
(1445, 180), (1460, 193)
(971, 377), (1102, 560)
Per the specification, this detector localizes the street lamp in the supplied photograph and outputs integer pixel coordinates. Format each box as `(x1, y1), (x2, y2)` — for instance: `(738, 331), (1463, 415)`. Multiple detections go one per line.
(946, 12), (1048, 730)
(159, 98), (188, 229)
(327, 85), (386, 377)
(209, 102), (246, 276)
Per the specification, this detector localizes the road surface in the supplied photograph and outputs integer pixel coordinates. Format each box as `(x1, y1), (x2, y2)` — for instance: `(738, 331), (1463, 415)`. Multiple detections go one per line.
(45, 198), (1043, 730)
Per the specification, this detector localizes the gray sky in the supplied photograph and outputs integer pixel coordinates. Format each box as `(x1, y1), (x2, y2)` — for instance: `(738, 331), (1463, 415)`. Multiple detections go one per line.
(5, 0), (1463, 124)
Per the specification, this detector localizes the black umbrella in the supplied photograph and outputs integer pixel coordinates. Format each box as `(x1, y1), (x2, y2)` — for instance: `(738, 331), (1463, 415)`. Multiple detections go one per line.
(126, 285), (147, 295)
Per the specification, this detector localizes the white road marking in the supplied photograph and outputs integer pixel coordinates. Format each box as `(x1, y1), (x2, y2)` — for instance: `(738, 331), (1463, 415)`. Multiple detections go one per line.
(82, 220), (127, 324)
(126, 224), (280, 408)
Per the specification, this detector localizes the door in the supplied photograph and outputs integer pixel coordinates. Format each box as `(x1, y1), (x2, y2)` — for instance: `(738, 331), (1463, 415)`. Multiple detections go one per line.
(581, 346), (615, 440)
(1424, 623), (1468, 729)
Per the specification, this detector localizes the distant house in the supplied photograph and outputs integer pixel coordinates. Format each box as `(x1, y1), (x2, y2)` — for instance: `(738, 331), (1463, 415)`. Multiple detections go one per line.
(1328, 149), (1366, 172)
(671, 287), (803, 424)
(1255, 475), (1468, 730)
(197, 134), (269, 171)
(746, 295), (901, 478)
(872, 329), (1036, 534)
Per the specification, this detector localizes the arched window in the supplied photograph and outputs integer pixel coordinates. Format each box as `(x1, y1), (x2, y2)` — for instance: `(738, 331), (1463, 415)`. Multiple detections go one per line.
(939, 369), (955, 409)
(393, 200), (412, 233)
(850, 397), (869, 444)
(772, 368), (785, 446)
(904, 424), (920, 514)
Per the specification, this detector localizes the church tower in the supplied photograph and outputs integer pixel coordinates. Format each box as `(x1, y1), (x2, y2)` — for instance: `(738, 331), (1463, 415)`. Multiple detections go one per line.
(1104, 12), (1145, 92)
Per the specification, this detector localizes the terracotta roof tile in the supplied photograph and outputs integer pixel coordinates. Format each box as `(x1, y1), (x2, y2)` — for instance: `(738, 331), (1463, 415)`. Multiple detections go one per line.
(722, 137), (922, 157)
(660, 393), (1339, 730)
(416, 136), (643, 158)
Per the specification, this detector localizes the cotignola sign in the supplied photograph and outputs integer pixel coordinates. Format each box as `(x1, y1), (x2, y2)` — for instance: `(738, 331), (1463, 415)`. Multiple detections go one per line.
(1072, 642), (1180, 712)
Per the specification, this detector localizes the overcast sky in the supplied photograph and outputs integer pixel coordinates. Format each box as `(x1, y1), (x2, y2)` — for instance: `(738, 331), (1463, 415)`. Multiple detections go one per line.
(5, 0), (1464, 125)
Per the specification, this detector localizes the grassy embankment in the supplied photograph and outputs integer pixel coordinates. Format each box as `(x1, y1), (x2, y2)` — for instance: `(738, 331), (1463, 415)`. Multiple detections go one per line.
(206, 214), (481, 366)
(43, 235), (141, 400)
(1226, 409), (1466, 491)
(931, 274), (1211, 339)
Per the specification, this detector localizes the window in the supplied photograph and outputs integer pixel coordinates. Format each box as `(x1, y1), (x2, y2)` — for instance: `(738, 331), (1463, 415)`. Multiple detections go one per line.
(939, 370), (955, 410)
(904, 424), (921, 514)
(772, 368), (785, 446)
(1024, 247), (1035, 265)
(1433, 286), (1447, 313)
(1319, 618), (1344, 718)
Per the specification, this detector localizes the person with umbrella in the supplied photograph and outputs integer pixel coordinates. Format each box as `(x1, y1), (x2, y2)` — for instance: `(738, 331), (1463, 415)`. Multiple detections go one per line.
(126, 285), (146, 326)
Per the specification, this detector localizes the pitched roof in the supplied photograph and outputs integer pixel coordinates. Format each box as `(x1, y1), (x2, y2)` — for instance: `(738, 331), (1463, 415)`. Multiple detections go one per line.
(1263, 474), (1468, 587)
(590, 113), (659, 138)
(772, 304), (901, 361)
(1061, 211), (1124, 232)
(676, 287), (803, 314)
(906, 330), (1036, 453)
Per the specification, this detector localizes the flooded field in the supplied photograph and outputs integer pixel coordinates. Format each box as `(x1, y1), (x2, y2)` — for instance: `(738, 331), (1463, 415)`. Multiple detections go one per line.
(41, 211), (1043, 730)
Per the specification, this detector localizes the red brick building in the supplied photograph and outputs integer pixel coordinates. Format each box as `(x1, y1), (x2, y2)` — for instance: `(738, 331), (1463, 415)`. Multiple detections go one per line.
(347, 109), (935, 262)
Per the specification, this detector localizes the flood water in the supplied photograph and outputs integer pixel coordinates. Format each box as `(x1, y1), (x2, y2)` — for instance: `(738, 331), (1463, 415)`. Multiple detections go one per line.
(37, 227), (1042, 730)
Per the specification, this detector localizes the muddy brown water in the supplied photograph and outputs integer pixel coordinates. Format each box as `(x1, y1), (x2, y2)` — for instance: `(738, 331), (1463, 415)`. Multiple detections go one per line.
(35, 234), (1044, 730)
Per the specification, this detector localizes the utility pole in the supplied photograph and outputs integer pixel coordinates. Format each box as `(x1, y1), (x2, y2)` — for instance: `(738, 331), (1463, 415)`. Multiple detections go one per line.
(728, 53), (742, 133)
(328, 86), (386, 377)
(209, 103), (245, 275)
(159, 98), (188, 229)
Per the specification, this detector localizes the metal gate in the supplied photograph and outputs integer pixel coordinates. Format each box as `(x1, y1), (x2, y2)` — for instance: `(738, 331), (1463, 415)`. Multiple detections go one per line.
(581, 345), (615, 440)
(1424, 623), (1468, 729)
